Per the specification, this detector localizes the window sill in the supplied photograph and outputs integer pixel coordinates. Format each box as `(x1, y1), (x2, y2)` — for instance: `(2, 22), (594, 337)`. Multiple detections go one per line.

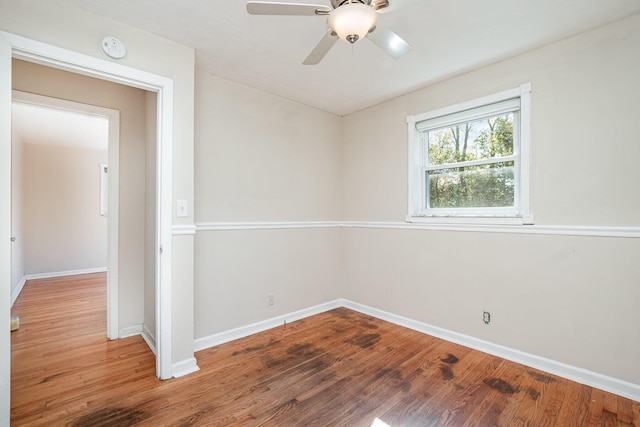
(406, 214), (534, 226)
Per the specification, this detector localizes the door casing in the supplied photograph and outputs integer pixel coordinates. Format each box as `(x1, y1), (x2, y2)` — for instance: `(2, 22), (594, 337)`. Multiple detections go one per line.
(0, 33), (176, 426)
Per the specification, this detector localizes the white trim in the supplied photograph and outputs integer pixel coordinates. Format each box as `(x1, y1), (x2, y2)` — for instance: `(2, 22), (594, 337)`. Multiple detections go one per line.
(23, 267), (107, 281)
(344, 221), (640, 238)
(156, 79), (174, 380)
(193, 298), (640, 401)
(172, 357), (200, 378)
(122, 324), (158, 357)
(196, 221), (341, 231)
(172, 224), (197, 235)
(192, 221), (640, 238)
(119, 324), (143, 338)
(194, 299), (341, 352)
(10, 276), (27, 307)
(141, 323), (157, 355)
(407, 215), (526, 226)
(519, 83), (532, 221)
(0, 31), (12, 424)
(2, 30), (175, 380)
(340, 299), (640, 402)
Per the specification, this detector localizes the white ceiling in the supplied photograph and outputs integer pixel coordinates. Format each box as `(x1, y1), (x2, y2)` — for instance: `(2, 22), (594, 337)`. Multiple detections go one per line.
(12, 102), (109, 151)
(52, 0), (640, 116)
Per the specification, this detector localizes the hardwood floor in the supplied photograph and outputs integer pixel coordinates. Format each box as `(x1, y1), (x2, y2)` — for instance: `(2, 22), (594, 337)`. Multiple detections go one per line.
(11, 274), (639, 426)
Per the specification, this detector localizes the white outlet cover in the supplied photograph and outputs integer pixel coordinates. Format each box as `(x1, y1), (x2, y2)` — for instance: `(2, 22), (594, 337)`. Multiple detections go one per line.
(101, 36), (126, 60)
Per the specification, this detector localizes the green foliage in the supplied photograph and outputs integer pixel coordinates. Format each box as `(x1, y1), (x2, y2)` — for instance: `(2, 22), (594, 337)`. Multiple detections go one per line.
(475, 115), (514, 159)
(426, 114), (515, 209)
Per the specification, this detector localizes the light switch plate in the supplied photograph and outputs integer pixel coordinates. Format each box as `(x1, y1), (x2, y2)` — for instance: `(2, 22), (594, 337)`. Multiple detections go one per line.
(176, 199), (188, 218)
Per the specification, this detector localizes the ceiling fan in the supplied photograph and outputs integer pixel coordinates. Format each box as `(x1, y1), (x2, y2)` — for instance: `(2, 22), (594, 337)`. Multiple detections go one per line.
(246, 0), (415, 65)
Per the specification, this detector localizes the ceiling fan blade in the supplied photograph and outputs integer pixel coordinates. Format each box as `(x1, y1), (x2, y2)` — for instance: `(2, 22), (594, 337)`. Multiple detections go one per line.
(375, 0), (424, 13)
(367, 25), (411, 59)
(303, 29), (339, 65)
(246, 1), (331, 16)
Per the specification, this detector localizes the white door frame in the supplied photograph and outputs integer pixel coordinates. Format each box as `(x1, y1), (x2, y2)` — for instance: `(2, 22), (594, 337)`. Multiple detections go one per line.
(0, 31), (174, 395)
(12, 90), (121, 339)
(1, 31), (12, 423)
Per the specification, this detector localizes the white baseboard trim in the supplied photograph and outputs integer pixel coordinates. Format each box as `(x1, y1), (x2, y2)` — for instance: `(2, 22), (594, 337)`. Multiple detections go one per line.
(119, 324), (143, 339)
(24, 267), (107, 281)
(10, 276), (27, 307)
(193, 298), (639, 401)
(340, 299), (640, 402)
(193, 299), (342, 352)
(172, 357), (200, 378)
(141, 324), (157, 356)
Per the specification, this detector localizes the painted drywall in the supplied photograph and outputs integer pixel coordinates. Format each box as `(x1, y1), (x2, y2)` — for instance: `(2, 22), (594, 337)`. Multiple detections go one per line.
(12, 59), (148, 331)
(194, 72), (343, 222)
(10, 126), (24, 297)
(22, 143), (108, 274)
(341, 14), (640, 385)
(194, 228), (343, 338)
(193, 71), (343, 338)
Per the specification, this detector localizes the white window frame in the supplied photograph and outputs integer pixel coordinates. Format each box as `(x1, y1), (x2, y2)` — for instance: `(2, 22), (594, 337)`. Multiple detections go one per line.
(407, 83), (533, 226)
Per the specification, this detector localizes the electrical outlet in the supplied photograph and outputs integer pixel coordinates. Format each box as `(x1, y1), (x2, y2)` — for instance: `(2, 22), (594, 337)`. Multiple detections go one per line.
(483, 311), (491, 324)
(267, 293), (275, 306)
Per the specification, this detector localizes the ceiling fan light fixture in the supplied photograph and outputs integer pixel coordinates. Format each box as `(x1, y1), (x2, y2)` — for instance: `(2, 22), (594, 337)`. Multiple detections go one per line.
(328, 3), (378, 44)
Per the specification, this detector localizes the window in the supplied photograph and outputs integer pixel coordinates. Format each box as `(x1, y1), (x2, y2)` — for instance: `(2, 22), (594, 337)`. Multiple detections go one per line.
(100, 163), (108, 216)
(407, 84), (532, 225)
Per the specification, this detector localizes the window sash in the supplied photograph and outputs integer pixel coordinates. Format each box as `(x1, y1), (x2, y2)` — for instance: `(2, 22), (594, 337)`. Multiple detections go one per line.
(407, 83), (532, 225)
(421, 108), (520, 213)
(415, 98), (520, 132)
(425, 161), (517, 211)
(423, 154), (517, 172)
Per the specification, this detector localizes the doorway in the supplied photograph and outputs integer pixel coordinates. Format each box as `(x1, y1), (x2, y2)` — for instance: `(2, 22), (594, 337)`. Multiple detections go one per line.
(0, 31), (175, 394)
(11, 90), (121, 339)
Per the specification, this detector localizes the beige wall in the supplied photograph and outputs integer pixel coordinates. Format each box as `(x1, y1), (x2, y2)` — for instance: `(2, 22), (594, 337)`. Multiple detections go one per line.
(12, 59), (149, 330)
(343, 17), (640, 224)
(193, 72), (343, 338)
(341, 14), (640, 385)
(195, 228), (342, 337)
(195, 72), (342, 222)
(22, 143), (108, 274)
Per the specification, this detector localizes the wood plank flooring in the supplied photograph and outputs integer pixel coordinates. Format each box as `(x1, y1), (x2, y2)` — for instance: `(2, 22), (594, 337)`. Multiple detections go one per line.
(11, 274), (640, 426)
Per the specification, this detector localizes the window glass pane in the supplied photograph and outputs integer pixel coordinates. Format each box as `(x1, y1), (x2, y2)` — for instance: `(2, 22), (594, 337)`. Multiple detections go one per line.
(427, 113), (514, 166)
(427, 162), (515, 209)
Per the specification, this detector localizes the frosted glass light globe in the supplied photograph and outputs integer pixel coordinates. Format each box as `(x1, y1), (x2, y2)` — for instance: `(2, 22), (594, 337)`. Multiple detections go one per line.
(328, 3), (378, 44)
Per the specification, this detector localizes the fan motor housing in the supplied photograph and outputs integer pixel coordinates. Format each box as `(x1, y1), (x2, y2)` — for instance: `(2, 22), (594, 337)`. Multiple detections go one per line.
(331, 0), (389, 10)
(331, 0), (367, 8)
